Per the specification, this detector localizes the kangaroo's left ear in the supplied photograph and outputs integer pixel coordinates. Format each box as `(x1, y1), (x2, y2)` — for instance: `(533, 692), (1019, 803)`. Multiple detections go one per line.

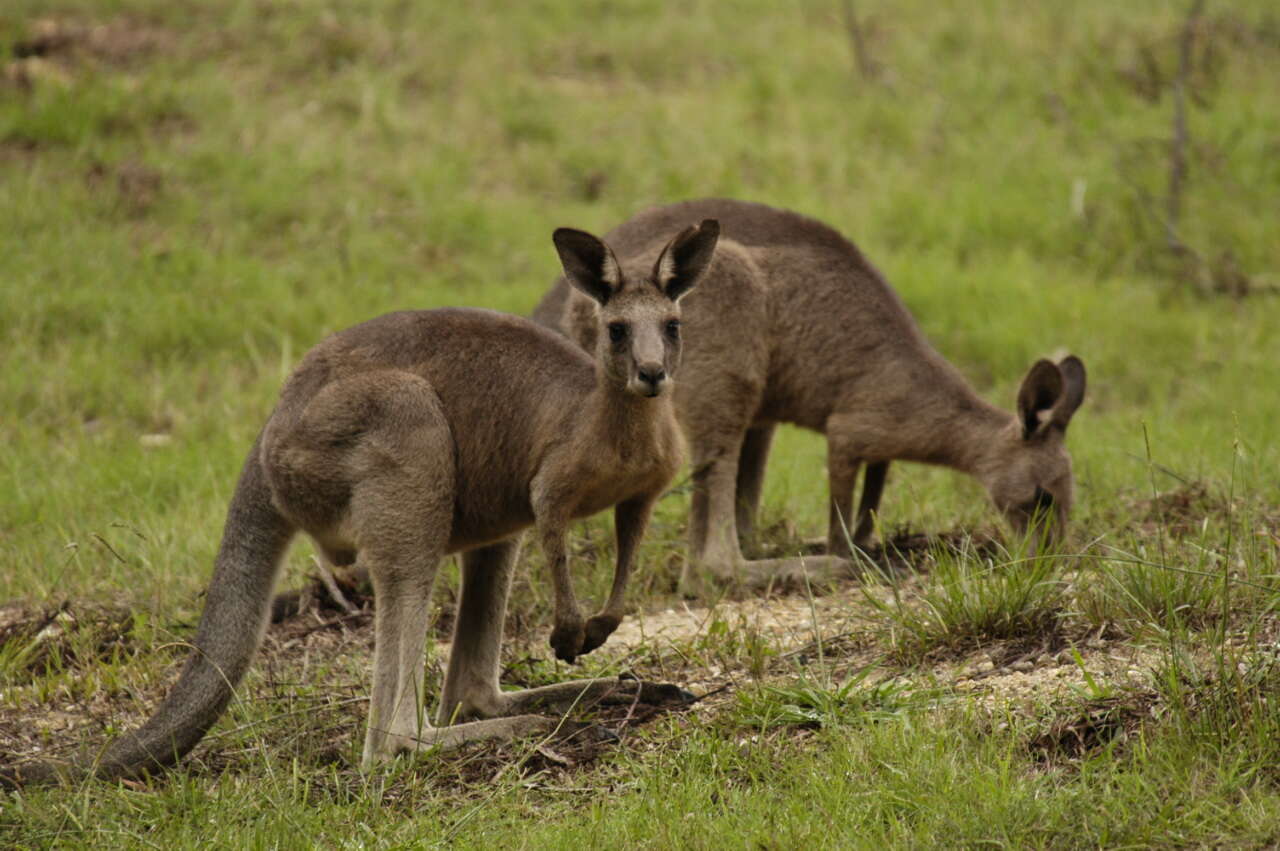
(652, 219), (719, 302)
(1017, 355), (1086, 440)
(1053, 355), (1086, 428)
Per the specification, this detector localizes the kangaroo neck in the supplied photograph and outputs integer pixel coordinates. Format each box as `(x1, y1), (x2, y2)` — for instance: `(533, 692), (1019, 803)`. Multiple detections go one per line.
(583, 376), (673, 454)
(878, 358), (1014, 475)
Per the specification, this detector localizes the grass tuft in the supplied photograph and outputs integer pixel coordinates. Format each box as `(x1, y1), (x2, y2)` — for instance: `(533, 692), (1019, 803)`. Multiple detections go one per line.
(861, 539), (1067, 663)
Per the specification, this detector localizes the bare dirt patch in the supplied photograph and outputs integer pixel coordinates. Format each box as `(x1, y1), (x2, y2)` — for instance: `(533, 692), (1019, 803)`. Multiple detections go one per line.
(0, 601), (137, 683)
(1026, 691), (1160, 766)
(11, 17), (169, 68)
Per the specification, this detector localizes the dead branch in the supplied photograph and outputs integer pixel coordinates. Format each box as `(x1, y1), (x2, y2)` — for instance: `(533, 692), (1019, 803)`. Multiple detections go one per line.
(1166, 0), (1206, 254)
(840, 0), (881, 82)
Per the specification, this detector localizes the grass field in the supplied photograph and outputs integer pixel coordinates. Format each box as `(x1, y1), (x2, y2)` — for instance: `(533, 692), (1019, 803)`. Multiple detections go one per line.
(2, 0), (1280, 846)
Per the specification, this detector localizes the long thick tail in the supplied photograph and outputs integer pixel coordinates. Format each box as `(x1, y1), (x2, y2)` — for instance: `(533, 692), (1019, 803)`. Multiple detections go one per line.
(3, 441), (294, 788)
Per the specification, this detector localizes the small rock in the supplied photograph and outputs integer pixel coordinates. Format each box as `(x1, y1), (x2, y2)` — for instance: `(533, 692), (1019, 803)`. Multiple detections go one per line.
(1009, 660), (1034, 673)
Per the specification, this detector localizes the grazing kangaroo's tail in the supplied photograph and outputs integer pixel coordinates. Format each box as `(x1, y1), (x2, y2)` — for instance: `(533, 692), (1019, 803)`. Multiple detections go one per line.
(2, 442), (294, 789)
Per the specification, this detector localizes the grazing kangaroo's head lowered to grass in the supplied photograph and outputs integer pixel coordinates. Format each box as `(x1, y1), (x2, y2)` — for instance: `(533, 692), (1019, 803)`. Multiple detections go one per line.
(1, 221), (718, 789)
(532, 198), (1087, 592)
(979, 355), (1086, 542)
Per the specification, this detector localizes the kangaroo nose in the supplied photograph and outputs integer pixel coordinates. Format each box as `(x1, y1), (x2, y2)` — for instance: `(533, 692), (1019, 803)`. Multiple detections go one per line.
(637, 365), (666, 387)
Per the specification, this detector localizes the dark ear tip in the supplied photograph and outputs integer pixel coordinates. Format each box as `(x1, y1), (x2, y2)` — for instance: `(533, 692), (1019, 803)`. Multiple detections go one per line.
(698, 218), (720, 238)
(1058, 354), (1086, 373)
(1028, 358), (1060, 378)
(552, 227), (590, 247)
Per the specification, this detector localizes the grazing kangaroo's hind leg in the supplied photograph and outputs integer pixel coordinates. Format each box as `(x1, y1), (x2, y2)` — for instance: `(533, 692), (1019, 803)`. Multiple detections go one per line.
(440, 539), (692, 725)
(684, 437), (746, 590)
(735, 424), (776, 550)
(684, 433), (852, 593)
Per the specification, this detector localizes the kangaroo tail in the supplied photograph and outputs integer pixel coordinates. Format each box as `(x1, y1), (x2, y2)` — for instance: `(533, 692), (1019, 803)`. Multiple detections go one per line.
(2, 441), (294, 788)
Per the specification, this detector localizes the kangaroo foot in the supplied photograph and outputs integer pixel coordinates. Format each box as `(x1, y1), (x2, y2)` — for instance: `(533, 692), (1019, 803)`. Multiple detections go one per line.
(735, 555), (856, 593)
(499, 675), (695, 717)
(364, 713), (557, 768)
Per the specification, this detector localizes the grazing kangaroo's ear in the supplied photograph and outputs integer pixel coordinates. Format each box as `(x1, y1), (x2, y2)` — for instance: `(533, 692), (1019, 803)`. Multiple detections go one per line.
(1016, 359), (1065, 440)
(1052, 355), (1086, 429)
(653, 218), (720, 302)
(553, 228), (623, 306)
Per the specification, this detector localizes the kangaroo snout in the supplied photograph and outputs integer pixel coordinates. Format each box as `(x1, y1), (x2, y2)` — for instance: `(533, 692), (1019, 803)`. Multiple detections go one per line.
(633, 364), (667, 396)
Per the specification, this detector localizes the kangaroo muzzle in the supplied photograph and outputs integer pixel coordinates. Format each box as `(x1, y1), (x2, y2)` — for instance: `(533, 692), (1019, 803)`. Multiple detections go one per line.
(631, 363), (668, 397)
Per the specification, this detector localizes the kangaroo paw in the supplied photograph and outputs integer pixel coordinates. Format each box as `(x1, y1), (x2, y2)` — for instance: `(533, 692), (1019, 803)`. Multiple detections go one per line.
(579, 613), (622, 655)
(549, 618), (586, 663)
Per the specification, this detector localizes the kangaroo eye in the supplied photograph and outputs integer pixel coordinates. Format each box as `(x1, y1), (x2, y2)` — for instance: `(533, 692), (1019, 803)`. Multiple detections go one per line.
(607, 322), (628, 343)
(1022, 486), (1055, 515)
(665, 319), (681, 340)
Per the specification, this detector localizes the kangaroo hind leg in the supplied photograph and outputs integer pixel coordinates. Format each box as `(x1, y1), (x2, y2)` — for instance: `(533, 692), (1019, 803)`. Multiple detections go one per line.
(331, 374), (458, 767)
(442, 539), (693, 723)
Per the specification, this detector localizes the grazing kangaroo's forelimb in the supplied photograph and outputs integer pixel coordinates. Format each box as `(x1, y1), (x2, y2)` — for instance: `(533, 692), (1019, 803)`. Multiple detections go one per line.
(581, 496), (655, 655)
(827, 458), (890, 557)
(735, 424), (776, 546)
(854, 461), (889, 546)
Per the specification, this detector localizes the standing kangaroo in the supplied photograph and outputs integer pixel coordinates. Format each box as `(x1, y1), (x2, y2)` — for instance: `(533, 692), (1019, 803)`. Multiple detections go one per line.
(2, 221), (718, 787)
(533, 199), (1086, 591)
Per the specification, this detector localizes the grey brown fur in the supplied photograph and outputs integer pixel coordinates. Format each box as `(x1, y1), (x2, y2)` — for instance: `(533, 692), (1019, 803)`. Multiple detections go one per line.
(532, 199), (1086, 591)
(3, 221), (718, 787)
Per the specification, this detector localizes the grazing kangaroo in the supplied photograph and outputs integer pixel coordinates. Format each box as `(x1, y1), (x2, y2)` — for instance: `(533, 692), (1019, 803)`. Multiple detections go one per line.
(2, 221), (718, 787)
(532, 199), (1086, 592)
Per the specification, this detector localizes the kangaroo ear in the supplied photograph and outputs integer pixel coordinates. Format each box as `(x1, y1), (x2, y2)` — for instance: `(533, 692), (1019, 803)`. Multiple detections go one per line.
(1016, 359), (1064, 440)
(1053, 355), (1086, 428)
(653, 219), (719, 302)
(1016, 355), (1087, 439)
(553, 228), (623, 307)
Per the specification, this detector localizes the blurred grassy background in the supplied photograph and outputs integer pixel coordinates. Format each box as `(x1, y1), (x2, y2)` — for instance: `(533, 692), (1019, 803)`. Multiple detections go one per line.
(4, 2), (1280, 845)
(1, 0), (1277, 609)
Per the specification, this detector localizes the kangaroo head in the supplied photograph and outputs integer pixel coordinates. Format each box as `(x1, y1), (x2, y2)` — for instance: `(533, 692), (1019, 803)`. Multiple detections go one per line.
(552, 219), (719, 398)
(980, 355), (1087, 545)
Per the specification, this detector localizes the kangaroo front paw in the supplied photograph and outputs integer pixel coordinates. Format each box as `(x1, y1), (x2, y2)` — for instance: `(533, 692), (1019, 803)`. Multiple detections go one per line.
(580, 613), (622, 655)
(549, 618), (586, 663)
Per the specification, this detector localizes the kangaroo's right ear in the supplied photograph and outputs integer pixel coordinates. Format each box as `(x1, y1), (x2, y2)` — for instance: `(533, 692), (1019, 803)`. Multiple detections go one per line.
(553, 228), (623, 307)
(653, 219), (720, 302)
(1016, 355), (1086, 439)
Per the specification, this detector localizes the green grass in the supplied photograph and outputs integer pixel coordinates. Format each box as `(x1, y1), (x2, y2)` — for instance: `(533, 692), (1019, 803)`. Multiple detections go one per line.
(862, 543), (1068, 662)
(3, 0), (1280, 845)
